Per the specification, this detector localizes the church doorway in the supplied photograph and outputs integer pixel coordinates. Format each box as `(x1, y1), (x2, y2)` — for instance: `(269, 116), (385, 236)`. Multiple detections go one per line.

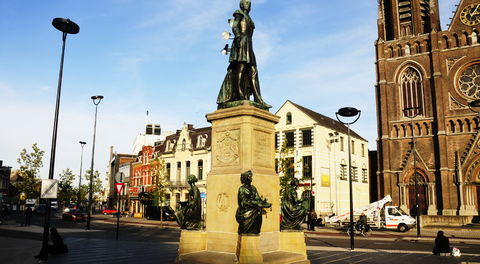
(408, 184), (428, 216)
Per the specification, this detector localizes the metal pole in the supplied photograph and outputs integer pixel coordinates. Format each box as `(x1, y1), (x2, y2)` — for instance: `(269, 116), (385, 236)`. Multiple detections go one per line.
(335, 107), (361, 252)
(347, 123), (354, 251)
(116, 193), (120, 240)
(411, 116), (421, 237)
(86, 102), (99, 230)
(37, 31), (67, 261)
(404, 107), (421, 237)
(78, 142), (86, 207)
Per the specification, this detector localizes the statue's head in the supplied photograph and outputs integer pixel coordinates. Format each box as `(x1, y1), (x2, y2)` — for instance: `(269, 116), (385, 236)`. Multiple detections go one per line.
(290, 178), (299, 187)
(240, 0), (251, 12)
(240, 170), (253, 184)
(187, 174), (198, 184)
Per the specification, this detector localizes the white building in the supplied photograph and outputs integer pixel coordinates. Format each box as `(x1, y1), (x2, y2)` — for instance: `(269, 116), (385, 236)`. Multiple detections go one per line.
(156, 123), (211, 209)
(275, 101), (370, 217)
(132, 124), (173, 155)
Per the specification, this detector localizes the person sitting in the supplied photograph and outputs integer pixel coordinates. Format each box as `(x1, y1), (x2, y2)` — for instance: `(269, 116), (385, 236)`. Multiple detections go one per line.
(356, 213), (367, 232)
(433, 230), (450, 255)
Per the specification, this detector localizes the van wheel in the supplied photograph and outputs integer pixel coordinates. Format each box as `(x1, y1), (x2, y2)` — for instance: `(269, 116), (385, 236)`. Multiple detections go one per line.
(398, 224), (408, 232)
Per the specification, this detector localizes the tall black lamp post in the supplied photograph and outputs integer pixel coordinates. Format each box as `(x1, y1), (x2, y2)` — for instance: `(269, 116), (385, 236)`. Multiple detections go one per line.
(86, 95), (104, 230)
(78, 141), (87, 206)
(36, 18), (79, 261)
(403, 106), (421, 238)
(336, 107), (361, 251)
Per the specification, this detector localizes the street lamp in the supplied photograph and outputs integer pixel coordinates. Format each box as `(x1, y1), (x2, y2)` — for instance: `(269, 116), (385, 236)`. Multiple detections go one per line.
(86, 95), (104, 230)
(78, 141), (87, 206)
(36, 18), (79, 261)
(336, 107), (361, 251)
(403, 106), (421, 238)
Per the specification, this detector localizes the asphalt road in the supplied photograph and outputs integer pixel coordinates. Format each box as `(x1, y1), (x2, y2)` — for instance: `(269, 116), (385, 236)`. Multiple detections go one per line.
(1, 211), (480, 264)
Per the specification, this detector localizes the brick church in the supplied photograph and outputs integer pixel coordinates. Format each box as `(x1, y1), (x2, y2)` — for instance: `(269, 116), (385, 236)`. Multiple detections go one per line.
(376, 0), (480, 224)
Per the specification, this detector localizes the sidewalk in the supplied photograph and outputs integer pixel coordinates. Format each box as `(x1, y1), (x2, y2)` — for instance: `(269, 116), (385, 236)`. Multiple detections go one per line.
(2, 216), (480, 264)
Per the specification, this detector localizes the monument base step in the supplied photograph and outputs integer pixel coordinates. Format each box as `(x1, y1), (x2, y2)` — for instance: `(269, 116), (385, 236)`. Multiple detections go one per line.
(176, 251), (309, 264)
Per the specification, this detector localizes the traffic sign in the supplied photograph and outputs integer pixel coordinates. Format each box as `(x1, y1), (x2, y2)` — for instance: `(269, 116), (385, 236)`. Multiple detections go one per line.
(200, 192), (206, 199)
(115, 172), (126, 183)
(41, 179), (58, 199)
(115, 183), (125, 195)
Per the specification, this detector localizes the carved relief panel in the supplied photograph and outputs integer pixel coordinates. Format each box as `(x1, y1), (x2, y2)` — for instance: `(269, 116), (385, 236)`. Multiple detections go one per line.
(214, 129), (240, 166)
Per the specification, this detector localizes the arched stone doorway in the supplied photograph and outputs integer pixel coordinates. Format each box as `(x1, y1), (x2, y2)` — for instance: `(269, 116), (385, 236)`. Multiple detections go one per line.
(407, 173), (428, 215)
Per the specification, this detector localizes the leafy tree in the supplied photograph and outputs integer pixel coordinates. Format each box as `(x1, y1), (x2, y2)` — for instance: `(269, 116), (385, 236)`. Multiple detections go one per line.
(14, 143), (45, 198)
(148, 157), (170, 207)
(277, 142), (297, 195)
(83, 170), (103, 194)
(58, 168), (76, 206)
(82, 169), (103, 207)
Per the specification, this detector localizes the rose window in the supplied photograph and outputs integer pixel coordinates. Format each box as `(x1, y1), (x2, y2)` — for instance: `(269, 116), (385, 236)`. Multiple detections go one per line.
(458, 64), (480, 99)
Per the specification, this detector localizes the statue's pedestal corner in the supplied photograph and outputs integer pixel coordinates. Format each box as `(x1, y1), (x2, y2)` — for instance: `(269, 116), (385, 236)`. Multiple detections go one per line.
(178, 230), (207, 255)
(238, 235), (263, 264)
(279, 231), (308, 256)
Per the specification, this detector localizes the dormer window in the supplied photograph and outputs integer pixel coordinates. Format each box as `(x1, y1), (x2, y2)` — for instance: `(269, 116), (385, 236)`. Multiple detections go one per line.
(286, 112), (292, 125)
(197, 134), (207, 148)
(182, 139), (186, 151)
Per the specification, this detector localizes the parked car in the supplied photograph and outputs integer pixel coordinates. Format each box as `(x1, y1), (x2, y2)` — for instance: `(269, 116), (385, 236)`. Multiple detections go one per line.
(145, 206), (176, 221)
(62, 209), (85, 222)
(102, 208), (119, 215)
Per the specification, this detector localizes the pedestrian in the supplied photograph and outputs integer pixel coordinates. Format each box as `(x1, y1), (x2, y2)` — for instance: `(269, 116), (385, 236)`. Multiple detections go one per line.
(308, 210), (317, 231)
(48, 227), (68, 254)
(432, 230), (451, 255)
(24, 206), (33, 226)
(1, 205), (9, 220)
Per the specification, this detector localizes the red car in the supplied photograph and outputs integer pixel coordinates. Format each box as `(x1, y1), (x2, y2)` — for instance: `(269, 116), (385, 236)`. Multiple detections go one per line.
(102, 208), (118, 215)
(62, 209), (85, 222)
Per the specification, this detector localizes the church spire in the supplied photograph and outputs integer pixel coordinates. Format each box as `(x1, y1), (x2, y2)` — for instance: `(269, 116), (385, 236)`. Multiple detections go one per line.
(378, 0), (441, 41)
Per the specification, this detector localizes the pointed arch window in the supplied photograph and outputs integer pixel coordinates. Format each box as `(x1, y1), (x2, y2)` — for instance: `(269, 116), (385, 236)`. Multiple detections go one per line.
(400, 67), (424, 117)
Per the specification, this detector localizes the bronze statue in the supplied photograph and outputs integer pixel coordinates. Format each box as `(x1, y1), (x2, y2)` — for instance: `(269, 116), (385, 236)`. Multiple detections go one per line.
(280, 178), (308, 230)
(175, 174), (202, 230)
(235, 170), (271, 234)
(217, 0), (270, 109)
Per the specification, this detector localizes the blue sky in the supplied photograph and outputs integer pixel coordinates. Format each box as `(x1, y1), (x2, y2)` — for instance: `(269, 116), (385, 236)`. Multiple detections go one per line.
(0, 0), (458, 183)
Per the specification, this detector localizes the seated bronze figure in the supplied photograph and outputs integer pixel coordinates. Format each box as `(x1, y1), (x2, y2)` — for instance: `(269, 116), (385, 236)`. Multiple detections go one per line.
(235, 170), (271, 234)
(280, 178), (308, 230)
(175, 174), (202, 230)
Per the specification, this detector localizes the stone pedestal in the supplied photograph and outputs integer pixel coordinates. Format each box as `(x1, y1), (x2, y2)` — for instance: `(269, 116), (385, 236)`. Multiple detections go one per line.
(176, 102), (309, 263)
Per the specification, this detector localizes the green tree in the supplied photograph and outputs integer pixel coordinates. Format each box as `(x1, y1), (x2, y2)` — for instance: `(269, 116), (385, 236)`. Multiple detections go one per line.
(277, 142), (297, 195)
(58, 168), (76, 206)
(14, 143), (45, 198)
(83, 170), (103, 194)
(148, 157), (170, 207)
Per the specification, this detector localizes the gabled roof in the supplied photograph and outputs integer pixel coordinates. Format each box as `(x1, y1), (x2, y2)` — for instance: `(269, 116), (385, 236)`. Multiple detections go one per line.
(278, 100), (366, 141)
(155, 125), (212, 154)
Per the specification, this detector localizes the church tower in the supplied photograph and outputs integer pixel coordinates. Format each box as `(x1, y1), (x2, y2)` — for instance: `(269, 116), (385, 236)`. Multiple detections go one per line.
(376, 0), (480, 225)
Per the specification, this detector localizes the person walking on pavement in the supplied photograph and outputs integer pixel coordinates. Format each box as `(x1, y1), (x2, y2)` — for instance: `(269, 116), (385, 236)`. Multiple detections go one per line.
(433, 230), (451, 255)
(308, 210), (317, 231)
(24, 206), (33, 226)
(1, 204), (9, 220)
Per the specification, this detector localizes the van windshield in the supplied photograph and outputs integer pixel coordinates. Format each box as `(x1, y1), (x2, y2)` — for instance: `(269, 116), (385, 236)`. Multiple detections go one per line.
(387, 208), (401, 216)
(397, 208), (407, 215)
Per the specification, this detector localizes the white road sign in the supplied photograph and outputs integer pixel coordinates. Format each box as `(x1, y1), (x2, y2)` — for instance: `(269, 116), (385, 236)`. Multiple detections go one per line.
(41, 179), (59, 199)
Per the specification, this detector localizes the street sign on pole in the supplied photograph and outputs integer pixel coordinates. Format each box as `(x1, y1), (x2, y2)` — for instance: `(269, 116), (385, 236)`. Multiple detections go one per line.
(200, 192), (206, 199)
(41, 179), (59, 199)
(115, 183), (125, 195)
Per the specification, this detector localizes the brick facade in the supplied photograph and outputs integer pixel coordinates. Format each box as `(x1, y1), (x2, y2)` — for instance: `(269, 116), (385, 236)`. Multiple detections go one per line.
(376, 0), (480, 221)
